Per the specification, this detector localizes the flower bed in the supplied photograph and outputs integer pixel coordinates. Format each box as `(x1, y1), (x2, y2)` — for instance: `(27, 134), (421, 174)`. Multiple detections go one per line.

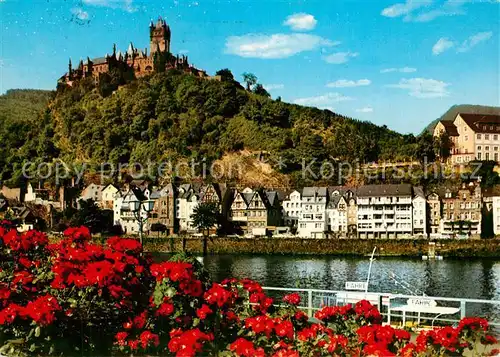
(0, 223), (498, 356)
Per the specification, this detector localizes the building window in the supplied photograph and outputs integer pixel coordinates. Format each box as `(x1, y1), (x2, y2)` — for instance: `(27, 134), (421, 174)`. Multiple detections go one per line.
(477, 134), (482, 140)
(495, 135), (498, 141)
(465, 135), (468, 141)
(477, 146), (482, 151)
(486, 134), (490, 140)
(486, 146), (490, 151)
(495, 153), (499, 162)
(486, 153), (490, 160)
(478, 152), (482, 160)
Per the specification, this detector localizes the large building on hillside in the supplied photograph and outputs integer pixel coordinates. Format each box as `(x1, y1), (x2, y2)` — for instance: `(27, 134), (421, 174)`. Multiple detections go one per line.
(59, 17), (208, 86)
(433, 113), (500, 164)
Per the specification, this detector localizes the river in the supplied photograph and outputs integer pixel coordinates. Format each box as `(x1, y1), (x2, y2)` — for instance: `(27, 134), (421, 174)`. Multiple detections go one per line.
(155, 253), (500, 320)
(199, 255), (500, 301)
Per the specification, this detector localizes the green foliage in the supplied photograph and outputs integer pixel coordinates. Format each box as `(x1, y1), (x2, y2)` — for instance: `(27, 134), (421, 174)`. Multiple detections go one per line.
(190, 202), (219, 236)
(0, 72), (426, 187)
(242, 72), (257, 91)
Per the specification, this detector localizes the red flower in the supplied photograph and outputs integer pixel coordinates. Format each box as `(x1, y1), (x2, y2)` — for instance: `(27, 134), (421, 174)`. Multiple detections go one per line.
(22, 294), (61, 326)
(156, 302), (174, 317)
(139, 330), (159, 349)
(0, 304), (23, 325)
(168, 328), (213, 356)
(458, 317), (489, 333)
(399, 342), (417, 357)
(275, 319), (294, 340)
(283, 293), (301, 306)
(230, 338), (263, 357)
(204, 283), (236, 308)
(63, 226), (91, 242)
(128, 339), (139, 350)
(196, 304), (212, 320)
(245, 315), (275, 338)
(114, 331), (128, 346)
(107, 237), (142, 254)
(133, 311), (148, 329)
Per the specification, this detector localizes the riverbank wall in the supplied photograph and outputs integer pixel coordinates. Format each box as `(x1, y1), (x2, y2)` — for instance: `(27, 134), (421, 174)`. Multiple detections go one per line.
(143, 237), (500, 258)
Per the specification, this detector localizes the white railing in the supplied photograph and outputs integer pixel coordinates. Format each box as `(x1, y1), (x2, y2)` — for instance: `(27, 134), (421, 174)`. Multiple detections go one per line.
(261, 287), (500, 328)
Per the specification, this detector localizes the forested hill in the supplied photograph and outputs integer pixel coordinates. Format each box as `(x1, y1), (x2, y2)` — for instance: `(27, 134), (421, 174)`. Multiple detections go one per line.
(0, 71), (423, 186)
(0, 89), (54, 185)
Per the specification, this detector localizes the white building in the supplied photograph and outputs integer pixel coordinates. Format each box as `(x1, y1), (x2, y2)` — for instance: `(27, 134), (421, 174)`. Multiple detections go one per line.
(412, 187), (427, 237)
(176, 184), (199, 233)
(101, 184), (119, 210)
(493, 196), (500, 235)
(282, 190), (301, 227)
(297, 187), (328, 238)
(24, 183), (37, 202)
(326, 191), (348, 234)
(116, 187), (153, 234)
(78, 183), (104, 207)
(356, 184), (413, 239)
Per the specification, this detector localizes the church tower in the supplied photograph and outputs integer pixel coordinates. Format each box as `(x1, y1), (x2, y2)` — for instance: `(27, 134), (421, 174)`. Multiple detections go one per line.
(149, 17), (171, 54)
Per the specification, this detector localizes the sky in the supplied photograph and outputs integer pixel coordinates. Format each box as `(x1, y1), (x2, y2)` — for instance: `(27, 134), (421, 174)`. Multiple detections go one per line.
(0, 0), (499, 134)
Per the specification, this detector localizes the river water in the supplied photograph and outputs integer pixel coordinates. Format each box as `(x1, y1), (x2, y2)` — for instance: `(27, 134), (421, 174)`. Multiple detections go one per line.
(155, 253), (500, 320)
(200, 255), (500, 301)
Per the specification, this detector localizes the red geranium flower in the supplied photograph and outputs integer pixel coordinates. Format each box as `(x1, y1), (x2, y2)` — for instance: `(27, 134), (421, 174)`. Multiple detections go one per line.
(283, 293), (301, 306)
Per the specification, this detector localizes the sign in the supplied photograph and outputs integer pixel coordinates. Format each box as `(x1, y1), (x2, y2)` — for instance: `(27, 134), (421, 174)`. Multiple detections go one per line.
(407, 298), (437, 308)
(345, 281), (368, 291)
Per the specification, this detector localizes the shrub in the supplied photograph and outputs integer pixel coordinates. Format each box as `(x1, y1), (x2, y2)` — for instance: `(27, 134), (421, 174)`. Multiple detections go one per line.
(0, 224), (497, 356)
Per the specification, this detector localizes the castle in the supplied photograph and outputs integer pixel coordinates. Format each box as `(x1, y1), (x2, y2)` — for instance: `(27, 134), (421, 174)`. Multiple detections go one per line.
(59, 17), (208, 86)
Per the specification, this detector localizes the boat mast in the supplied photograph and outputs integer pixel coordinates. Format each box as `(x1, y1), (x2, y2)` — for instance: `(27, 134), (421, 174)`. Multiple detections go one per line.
(365, 247), (376, 293)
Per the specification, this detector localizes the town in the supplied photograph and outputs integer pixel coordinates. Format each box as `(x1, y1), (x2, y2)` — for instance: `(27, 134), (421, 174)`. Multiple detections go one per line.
(0, 175), (498, 240)
(2, 110), (500, 240)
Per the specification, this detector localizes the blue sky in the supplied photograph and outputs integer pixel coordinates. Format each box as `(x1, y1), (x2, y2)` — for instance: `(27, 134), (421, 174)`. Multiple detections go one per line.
(0, 0), (498, 134)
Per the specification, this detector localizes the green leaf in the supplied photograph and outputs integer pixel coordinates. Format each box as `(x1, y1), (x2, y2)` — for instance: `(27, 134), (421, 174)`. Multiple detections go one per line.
(193, 318), (200, 327)
(34, 326), (41, 337)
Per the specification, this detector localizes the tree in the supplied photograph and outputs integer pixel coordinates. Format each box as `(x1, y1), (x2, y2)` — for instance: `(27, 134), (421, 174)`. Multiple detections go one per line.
(191, 202), (219, 256)
(71, 199), (108, 233)
(215, 68), (234, 82)
(434, 133), (453, 162)
(150, 222), (168, 237)
(415, 132), (436, 164)
(253, 84), (270, 98)
(191, 202), (219, 236)
(242, 72), (257, 91)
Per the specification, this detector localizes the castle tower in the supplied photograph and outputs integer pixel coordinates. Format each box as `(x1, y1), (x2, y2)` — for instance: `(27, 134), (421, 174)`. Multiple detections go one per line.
(150, 17), (171, 55)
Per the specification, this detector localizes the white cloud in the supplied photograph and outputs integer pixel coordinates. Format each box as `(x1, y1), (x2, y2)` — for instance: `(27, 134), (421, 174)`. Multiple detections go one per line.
(432, 38), (455, 55)
(71, 7), (89, 21)
(293, 92), (353, 109)
(326, 79), (371, 88)
(263, 84), (284, 91)
(224, 33), (337, 59)
(356, 107), (374, 113)
(283, 13), (317, 31)
(381, 0), (431, 18)
(380, 67), (417, 73)
(457, 31), (493, 52)
(83, 0), (136, 12)
(387, 78), (450, 98)
(322, 51), (359, 64)
(410, 0), (499, 22)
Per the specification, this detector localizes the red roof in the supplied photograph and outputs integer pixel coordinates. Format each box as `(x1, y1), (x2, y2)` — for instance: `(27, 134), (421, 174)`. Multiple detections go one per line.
(458, 113), (500, 133)
(438, 120), (459, 136)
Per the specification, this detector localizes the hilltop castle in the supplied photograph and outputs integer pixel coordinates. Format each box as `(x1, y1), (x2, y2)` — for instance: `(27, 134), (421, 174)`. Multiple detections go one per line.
(59, 17), (208, 86)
